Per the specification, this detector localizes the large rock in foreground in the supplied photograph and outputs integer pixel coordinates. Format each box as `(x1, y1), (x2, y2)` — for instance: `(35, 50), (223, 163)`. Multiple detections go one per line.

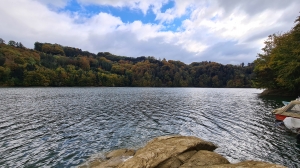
(78, 135), (286, 168)
(118, 135), (217, 168)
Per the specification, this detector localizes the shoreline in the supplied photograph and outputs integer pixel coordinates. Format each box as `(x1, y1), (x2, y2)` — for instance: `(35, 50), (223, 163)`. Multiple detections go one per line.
(259, 89), (298, 97)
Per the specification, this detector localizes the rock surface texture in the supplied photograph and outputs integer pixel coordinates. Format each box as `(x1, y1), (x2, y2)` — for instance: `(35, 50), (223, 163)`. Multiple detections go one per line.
(77, 135), (286, 168)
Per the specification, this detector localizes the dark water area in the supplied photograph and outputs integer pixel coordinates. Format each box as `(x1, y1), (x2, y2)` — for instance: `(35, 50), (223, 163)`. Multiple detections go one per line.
(0, 88), (299, 168)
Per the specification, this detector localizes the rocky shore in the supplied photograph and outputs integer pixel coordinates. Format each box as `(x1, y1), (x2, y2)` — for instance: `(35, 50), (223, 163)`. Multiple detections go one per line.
(77, 135), (286, 168)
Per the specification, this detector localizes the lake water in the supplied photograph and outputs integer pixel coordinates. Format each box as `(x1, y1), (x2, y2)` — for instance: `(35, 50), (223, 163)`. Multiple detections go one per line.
(0, 88), (299, 168)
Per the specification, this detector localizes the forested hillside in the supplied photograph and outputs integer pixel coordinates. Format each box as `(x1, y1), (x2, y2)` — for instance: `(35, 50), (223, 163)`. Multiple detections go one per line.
(253, 15), (300, 96)
(0, 40), (254, 87)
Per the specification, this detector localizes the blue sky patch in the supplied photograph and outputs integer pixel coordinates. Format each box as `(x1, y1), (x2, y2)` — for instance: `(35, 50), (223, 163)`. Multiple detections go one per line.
(210, 15), (218, 21)
(59, 0), (188, 31)
(161, 16), (188, 32)
(62, 0), (157, 24)
(62, 0), (81, 13)
(160, 0), (175, 13)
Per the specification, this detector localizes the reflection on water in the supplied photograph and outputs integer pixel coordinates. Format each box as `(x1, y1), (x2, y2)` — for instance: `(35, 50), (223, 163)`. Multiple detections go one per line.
(0, 88), (299, 167)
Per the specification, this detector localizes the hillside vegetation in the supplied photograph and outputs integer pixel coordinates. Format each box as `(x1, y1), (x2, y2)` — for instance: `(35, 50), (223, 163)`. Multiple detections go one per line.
(253, 15), (300, 96)
(0, 40), (254, 87)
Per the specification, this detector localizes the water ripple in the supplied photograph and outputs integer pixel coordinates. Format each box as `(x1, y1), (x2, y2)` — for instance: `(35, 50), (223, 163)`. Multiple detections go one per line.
(0, 88), (299, 167)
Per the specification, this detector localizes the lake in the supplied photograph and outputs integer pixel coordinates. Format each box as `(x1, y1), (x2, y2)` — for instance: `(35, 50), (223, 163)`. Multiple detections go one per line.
(0, 88), (299, 167)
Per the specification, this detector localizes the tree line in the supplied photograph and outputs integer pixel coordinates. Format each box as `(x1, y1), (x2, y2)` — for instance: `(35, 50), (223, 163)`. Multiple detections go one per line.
(0, 39), (254, 87)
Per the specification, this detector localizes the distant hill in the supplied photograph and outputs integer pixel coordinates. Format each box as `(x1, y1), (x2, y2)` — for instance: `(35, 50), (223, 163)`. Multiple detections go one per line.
(0, 40), (254, 87)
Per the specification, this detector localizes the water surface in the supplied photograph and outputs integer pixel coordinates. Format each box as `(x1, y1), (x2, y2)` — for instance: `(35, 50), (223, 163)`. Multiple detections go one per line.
(0, 88), (299, 167)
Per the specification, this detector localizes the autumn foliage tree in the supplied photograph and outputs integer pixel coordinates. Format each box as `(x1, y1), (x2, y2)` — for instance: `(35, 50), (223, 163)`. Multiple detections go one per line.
(253, 15), (300, 95)
(0, 39), (254, 87)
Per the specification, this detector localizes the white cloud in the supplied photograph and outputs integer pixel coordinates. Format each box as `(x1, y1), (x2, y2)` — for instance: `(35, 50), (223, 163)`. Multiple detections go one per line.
(86, 13), (123, 33)
(34, 0), (69, 8)
(176, 0), (300, 63)
(0, 0), (299, 64)
(0, 0), (123, 49)
(0, 0), (76, 45)
(154, 0), (196, 23)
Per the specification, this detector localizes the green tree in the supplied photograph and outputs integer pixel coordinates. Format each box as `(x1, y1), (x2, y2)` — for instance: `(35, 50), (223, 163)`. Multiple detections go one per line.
(0, 66), (11, 85)
(16, 42), (25, 48)
(42, 43), (65, 56)
(253, 15), (300, 94)
(0, 38), (5, 44)
(24, 71), (49, 86)
(34, 42), (43, 51)
(0, 53), (5, 66)
(8, 40), (16, 47)
(54, 67), (67, 86)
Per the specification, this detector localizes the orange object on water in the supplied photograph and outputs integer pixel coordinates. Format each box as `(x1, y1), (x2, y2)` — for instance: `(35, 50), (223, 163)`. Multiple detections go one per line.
(275, 114), (287, 121)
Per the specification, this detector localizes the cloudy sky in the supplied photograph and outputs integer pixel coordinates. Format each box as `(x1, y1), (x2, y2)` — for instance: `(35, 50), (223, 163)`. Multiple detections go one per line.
(0, 0), (299, 64)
